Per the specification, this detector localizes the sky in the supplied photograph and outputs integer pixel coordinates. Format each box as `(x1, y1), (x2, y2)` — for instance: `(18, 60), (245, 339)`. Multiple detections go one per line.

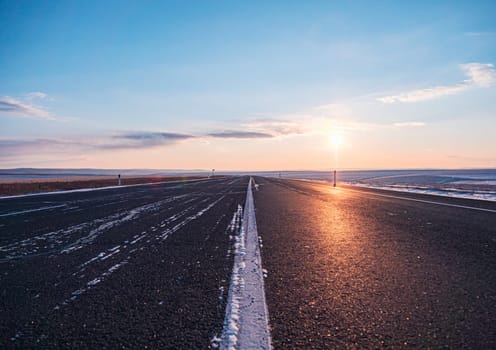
(1, 0), (495, 170)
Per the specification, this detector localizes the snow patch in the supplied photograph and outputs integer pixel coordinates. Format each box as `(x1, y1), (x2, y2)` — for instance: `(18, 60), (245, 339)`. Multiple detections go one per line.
(349, 182), (496, 202)
(60, 201), (164, 254)
(156, 196), (224, 241)
(59, 260), (128, 307)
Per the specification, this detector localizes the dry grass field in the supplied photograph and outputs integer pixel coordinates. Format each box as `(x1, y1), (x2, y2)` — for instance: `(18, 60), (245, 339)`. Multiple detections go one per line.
(0, 175), (208, 196)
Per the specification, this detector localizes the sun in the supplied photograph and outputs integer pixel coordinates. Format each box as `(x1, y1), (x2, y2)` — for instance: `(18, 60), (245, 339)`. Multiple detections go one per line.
(329, 129), (344, 148)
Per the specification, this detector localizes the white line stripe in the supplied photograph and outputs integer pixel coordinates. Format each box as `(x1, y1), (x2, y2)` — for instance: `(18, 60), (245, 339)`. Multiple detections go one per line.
(343, 187), (496, 213)
(0, 177), (215, 200)
(221, 177), (272, 350)
(0, 204), (67, 217)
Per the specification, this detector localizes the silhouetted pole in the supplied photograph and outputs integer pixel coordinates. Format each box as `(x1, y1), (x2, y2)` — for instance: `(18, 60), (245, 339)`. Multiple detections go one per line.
(333, 170), (336, 187)
(212, 169), (215, 178)
(118, 174), (121, 186)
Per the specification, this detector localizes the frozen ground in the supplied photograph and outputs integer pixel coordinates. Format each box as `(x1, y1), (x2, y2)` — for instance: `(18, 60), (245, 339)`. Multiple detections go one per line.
(275, 169), (496, 202)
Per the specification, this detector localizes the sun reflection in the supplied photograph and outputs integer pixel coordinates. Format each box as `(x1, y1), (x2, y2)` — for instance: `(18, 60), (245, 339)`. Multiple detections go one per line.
(314, 194), (364, 266)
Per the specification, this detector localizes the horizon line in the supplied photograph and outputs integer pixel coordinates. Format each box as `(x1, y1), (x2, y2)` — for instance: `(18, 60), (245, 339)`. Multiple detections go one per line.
(1, 167), (495, 173)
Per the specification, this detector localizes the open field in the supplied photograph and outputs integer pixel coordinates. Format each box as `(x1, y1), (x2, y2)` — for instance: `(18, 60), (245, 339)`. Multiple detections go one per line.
(0, 175), (210, 197)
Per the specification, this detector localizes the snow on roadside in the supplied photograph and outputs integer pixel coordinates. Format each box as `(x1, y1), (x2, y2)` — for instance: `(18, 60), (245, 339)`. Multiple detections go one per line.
(349, 182), (496, 202)
(220, 204), (246, 350)
(290, 178), (496, 202)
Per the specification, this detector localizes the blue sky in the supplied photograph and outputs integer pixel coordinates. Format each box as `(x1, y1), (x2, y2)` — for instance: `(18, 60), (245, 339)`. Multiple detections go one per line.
(1, 1), (495, 169)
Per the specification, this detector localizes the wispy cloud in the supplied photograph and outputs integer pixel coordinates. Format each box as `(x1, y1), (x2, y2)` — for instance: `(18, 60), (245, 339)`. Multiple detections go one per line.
(108, 131), (196, 149)
(0, 94), (54, 119)
(464, 32), (496, 37)
(1, 128), (289, 161)
(207, 130), (274, 139)
(240, 119), (305, 137)
(0, 139), (88, 162)
(313, 103), (353, 119)
(0, 138), (76, 151)
(462, 63), (496, 86)
(25, 92), (48, 100)
(378, 63), (496, 103)
(248, 112), (429, 136)
(393, 121), (426, 127)
(0, 131), (196, 160)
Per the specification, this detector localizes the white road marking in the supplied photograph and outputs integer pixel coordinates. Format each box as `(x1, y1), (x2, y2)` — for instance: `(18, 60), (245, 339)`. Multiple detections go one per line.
(221, 177), (272, 350)
(0, 204), (66, 217)
(343, 187), (496, 213)
(0, 177), (215, 200)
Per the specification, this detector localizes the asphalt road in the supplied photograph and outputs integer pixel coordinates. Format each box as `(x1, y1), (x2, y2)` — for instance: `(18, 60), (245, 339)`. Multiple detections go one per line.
(254, 177), (496, 349)
(0, 176), (249, 349)
(2, 176), (496, 349)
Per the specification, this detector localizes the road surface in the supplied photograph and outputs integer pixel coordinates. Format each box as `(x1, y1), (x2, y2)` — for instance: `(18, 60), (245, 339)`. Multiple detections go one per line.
(0, 177), (248, 348)
(2, 176), (496, 348)
(254, 177), (496, 349)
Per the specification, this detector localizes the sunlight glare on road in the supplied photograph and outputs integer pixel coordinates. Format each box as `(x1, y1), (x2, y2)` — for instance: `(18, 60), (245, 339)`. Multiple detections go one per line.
(314, 198), (365, 266)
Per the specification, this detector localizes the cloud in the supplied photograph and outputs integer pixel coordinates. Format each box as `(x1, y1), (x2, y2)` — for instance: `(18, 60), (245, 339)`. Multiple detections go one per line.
(0, 139), (60, 152)
(0, 139), (88, 161)
(464, 32), (496, 37)
(393, 121), (426, 127)
(377, 85), (467, 104)
(240, 119), (305, 137)
(313, 103), (353, 119)
(108, 131), (196, 148)
(0, 95), (54, 119)
(207, 130), (274, 139)
(378, 63), (496, 103)
(25, 92), (48, 100)
(0, 132), (196, 160)
(461, 63), (496, 87)
(117, 132), (194, 142)
(1, 128), (283, 162)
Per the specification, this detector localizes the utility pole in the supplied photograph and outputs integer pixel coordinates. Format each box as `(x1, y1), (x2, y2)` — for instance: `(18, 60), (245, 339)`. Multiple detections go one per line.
(118, 174), (121, 186)
(333, 170), (337, 187)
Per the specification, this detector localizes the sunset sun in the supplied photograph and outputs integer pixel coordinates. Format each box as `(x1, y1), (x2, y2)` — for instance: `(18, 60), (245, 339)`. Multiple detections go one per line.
(329, 129), (344, 148)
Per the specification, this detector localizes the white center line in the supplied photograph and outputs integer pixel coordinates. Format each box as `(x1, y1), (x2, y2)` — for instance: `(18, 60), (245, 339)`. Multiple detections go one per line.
(221, 177), (272, 350)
